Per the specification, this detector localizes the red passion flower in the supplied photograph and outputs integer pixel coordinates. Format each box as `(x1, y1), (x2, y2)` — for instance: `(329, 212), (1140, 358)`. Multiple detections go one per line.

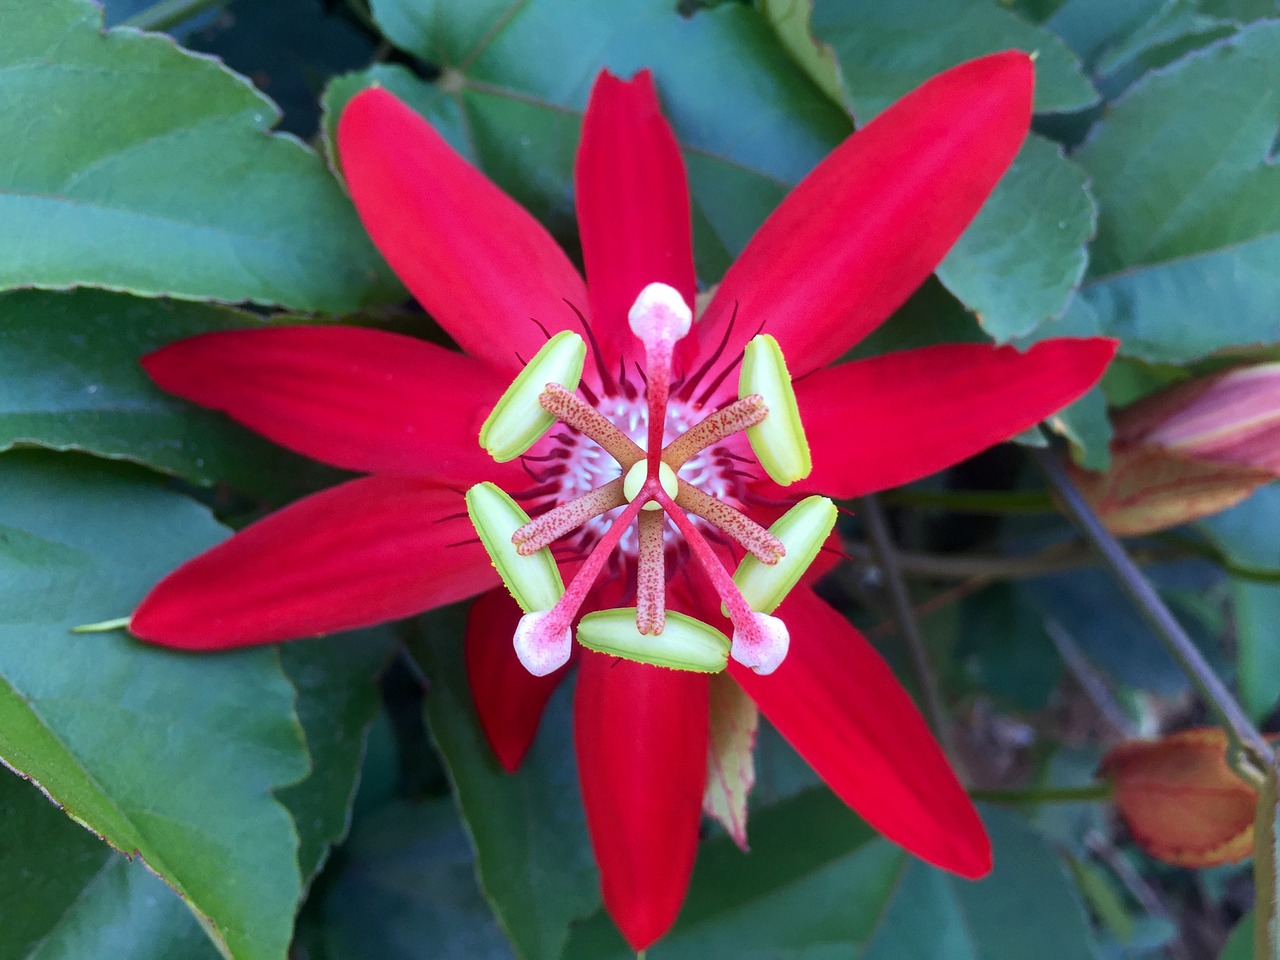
(130, 53), (1116, 950)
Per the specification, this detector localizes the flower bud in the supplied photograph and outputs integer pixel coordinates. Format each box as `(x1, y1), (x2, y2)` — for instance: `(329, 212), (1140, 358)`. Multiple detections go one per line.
(739, 334), (811, 485)
(479, 330), (586, 462)
(1070, 364), (1280, 535)
(576, 608), (730, 673)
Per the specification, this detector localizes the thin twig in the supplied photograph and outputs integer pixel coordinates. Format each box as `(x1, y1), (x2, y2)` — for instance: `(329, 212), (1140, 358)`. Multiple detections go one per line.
(970, 783), (1112, 805)
(857, 494), (960, 769)
(844, 539), (1187, 582)
(1032, 444), (1271, 780)
(121, 0), (225, 31)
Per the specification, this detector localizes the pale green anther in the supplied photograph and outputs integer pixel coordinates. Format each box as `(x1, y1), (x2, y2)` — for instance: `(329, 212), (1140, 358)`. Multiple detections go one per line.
(577, 608), (730, 673)
(739, 333), (811, 485)
(465, 482), (564, 613)
(479, 330), (586, 462)
(732, 496), (837, 614)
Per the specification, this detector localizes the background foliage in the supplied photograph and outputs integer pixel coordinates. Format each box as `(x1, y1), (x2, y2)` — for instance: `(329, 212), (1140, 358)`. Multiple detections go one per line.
(1, 0), (1278, 957)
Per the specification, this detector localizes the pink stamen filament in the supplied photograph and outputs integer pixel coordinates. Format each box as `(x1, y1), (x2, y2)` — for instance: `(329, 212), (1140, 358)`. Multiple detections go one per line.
(635, 510), (666, 635)
(674, 479), (784, 564)
(531, 494), (649, 641)
(662, 395), (767, 469)
(653, 486), (768, 646)
(539, 384), (644, 466)
(512, 478), (626, 555)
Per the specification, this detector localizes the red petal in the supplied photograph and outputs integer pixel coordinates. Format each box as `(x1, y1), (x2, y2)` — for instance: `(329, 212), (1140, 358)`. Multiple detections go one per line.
(575, 652), (708, 950)
(132, 476), (494, 649)
(792, 339), (1117, 498)
(699, 52), (1034, 377)
(143, 325), (516, 484)
(729, 588), (990, 878)
(465, 587), (568, 772)
(576, 70), (698, 370)
(337, 89), (588, 373)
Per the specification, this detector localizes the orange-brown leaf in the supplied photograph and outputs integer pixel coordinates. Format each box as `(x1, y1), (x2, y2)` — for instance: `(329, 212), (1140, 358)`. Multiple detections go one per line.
(1100, 728), (1257, 867)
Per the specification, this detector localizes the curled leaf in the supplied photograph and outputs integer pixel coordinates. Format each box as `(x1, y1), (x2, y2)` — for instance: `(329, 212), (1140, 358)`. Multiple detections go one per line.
(1100, 727), (1258, 867)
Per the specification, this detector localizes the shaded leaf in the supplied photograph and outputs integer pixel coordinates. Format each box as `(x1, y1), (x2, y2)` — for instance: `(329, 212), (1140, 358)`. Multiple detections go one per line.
(808, 0), (1097, 120)
(0, 767), (219, 960)
(405, 607), (600, 960)
(278, 628), (400, 889)
(0, 288), (340, 498)
(1076, 21), (1280, 362)
(0, 451), (310, 960)
(0, 0), (398, 310)
(564, 794), (1098, 959)
(316, 796), (515, 960)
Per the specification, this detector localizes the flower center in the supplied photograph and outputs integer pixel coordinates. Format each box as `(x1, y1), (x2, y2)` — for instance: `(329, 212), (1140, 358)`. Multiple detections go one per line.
(467, 282), (833, 680)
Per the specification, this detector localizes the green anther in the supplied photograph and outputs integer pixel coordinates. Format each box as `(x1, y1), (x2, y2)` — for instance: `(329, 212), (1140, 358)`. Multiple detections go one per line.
(732, 496), (836, 614)
(739, 334), (811, 485)
(577, 608), (730, 673)
(479, 330), (586, 462)
(465, 482), (565, 613)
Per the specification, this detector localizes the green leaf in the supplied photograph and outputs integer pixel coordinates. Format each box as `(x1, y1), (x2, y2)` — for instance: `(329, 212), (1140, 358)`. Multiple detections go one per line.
(1202, 485), (1280, 718)
(0, 0), (399, 311)
(341, 0), (851, 280)
(314, 796), (516, 960)
(1076, 21), (1280, 362)
(0, 289), (340, 498)
(0, 767), (220, 960)
(0, 451), (310, 960)
(1221, 910), (1256, 960)
(564, 795), (1099, 959)
(277, 628), (400, 889)
(808, 0), (1098, 119)
(760, 0), (844, 107)
(405, 607), (600, 960)
(943, 135), (1096, 342)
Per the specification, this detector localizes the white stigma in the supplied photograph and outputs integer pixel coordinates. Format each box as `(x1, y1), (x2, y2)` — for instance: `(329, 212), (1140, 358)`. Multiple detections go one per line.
(628, 282), (692, 345)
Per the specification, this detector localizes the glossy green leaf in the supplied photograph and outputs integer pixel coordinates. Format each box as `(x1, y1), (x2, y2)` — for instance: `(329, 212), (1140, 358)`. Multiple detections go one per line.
(1076, 21), (1280, 362)
(0, 289), (338, 498)
(808, 0), (1097, 120)
(0, 451), (310, 960)
(760, 0), (844, 106)
(277, 628), (399, 889)
(315, 796), (515, 960)
(0, 768), (219, 960)
(339, 0), (851, 280)
(564, 794), (1098, 959)
(405, 607), (600, 960)
(0, 0), (399, 310)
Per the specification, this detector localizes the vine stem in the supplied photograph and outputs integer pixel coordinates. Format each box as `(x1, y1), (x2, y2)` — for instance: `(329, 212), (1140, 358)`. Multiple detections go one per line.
(1032, 444), (1271, 781)
(856, 494), (961, 772)
(122, 0), (225, 32)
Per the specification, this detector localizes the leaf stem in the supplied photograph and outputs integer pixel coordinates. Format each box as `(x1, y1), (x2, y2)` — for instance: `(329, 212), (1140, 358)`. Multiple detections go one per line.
(878, 488), (1056, 515)
(121, 0), (225, 32)
(1032, 444), (1271, 778)
(857, 494), (960, 769)
(969, 783), (1112, 805)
